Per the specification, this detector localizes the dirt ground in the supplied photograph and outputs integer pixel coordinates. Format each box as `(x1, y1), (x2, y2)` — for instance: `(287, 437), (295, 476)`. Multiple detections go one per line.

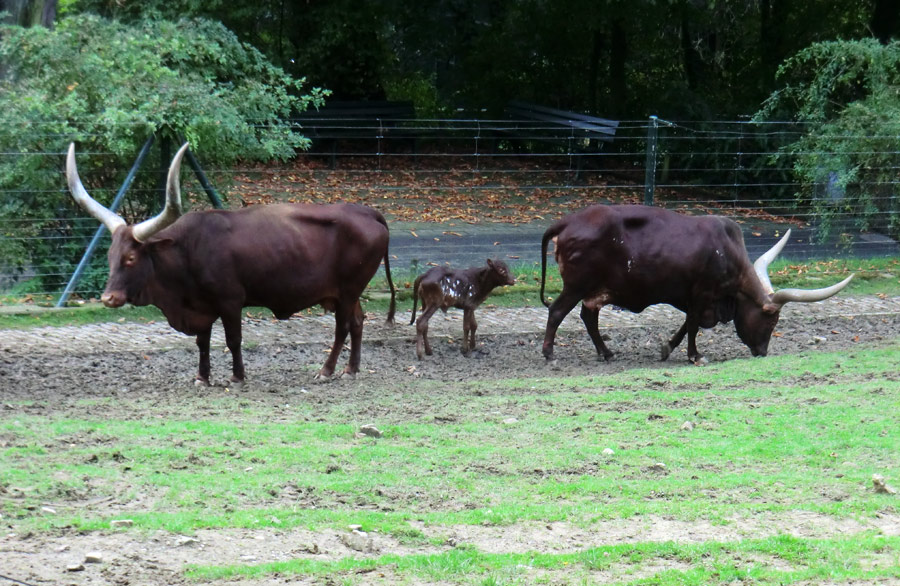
(1, 307), (899, 585)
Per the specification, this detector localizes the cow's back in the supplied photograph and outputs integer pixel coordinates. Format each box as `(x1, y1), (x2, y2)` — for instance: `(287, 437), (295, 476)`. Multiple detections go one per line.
(156, 203), (389, 316)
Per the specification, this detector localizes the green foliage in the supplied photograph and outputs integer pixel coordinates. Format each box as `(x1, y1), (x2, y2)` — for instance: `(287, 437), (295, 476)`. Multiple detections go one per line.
(755, 39), (900, 241)
(62, 1), (876, 120)
(0, 13), (325, 295)
(383, 72), (444, 118)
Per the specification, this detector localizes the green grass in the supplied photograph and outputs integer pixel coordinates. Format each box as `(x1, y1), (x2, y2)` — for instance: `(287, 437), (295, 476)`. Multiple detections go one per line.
(187, 535), (900, 584)
(2, 343), (898, 584)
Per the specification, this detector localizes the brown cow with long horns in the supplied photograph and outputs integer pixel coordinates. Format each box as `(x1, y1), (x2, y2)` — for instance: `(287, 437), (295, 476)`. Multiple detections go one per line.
(539, 205), (853, 364)
(66, 143), (396, 384)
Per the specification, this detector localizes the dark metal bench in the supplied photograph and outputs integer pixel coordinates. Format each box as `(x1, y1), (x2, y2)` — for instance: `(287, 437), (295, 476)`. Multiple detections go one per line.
(293, 100), (416, 165)
(503, 100), (619, 174)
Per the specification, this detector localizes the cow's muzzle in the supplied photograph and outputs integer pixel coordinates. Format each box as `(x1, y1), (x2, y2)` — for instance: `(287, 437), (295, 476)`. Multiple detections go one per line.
(101, 291), (126, 308)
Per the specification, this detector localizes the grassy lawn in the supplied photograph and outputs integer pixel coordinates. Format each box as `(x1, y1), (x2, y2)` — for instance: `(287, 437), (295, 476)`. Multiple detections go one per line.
(2, 343), (898, 584)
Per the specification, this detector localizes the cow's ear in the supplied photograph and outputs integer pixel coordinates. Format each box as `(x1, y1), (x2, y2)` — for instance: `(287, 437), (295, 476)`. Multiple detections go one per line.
(486, 258), (494, 268)
(150, 238), (176, 251)
(762, 302), (780, 315)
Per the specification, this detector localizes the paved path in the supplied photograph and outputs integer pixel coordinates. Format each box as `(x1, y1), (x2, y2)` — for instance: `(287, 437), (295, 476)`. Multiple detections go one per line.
(3, 295), (898, 356)
(385, 221), (900, 271)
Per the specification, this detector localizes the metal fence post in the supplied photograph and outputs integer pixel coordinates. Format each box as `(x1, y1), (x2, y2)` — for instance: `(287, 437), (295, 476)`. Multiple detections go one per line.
(643, 115), (659, 206)
(175, 134), (224, 209)
(56, 135), (156, 307)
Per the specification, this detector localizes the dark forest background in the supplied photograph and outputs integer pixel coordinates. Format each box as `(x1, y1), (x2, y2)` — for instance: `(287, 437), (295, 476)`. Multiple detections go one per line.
(4, 0), (898, 119)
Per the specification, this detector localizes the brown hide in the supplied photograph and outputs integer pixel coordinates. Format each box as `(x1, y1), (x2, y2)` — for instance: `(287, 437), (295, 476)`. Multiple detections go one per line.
(539, 205), (849, 363)
(103, 203), (395, 382)
(409, 259), (515, 359)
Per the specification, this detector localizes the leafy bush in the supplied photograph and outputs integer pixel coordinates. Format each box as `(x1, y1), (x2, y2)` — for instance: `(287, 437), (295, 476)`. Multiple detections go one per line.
(755, 39), (900, 242)
(0, 14), (325, 297)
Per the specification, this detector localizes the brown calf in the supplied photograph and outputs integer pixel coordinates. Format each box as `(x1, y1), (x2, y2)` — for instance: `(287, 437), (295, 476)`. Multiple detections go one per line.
(409, 259), (515, 359)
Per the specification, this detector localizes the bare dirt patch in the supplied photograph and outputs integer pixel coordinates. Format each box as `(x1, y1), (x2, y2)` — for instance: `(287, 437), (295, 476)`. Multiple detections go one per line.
(2, 512), (899, 585)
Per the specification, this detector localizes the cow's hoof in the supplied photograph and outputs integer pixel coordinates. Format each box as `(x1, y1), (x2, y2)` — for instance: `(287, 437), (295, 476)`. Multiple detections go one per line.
(601, 352), (614, 362)
(314, 371), (335, 382)
(229, 376), (245, 386)
(340, 369), (358, 380)
(194, 377), (210, 387)
(690, 356), (708, 366)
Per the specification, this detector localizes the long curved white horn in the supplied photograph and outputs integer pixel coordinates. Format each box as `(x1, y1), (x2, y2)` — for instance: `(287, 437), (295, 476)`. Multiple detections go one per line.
(66, 143), (126, 235)
(753, 229), (791, 294)
(770, 274), (854, 306)
(132, 142), (188, 242)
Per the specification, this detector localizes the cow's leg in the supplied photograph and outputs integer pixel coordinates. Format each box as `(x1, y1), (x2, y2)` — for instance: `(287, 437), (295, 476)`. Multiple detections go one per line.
(221, 314), (246, 383)
(580, 304), (613, 360)
(542, 291), (581, 360)
(321, 305), (350, 378)
(195, 326), (213, 386)
(415, 304), (439, 359)
(660, 321), (688, 361)
(462, 308), (477, 355)
(683, 313), (706, 365)
(343, 300), (365, 376)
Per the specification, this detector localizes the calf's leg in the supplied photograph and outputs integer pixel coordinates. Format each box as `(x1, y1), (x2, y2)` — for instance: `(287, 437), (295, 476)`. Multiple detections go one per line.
(462, 308), (477, 355)
(580, 304), (613, 360)
(415, 303), (439, 359)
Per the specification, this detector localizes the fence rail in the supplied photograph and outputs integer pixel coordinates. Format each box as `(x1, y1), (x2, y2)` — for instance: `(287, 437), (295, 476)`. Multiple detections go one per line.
(1, 117), (898, 300)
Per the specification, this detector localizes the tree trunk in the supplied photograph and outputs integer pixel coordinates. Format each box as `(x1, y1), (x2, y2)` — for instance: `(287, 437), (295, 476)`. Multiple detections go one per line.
(871, 0), (900, 43)
(587, 28), (603, 113)
(680, 10), (699, 90)
(609, 18), (627, 117)
(759, 0), (788, 87)
(0, 0), (57, 27)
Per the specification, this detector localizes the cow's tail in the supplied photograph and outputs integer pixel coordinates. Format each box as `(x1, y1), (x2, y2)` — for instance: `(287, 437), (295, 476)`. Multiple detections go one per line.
(376, 212), (397, 325)
(383, 251), (396, 325)
(540, 223), (563, 308)
(409, 274), (422, 325)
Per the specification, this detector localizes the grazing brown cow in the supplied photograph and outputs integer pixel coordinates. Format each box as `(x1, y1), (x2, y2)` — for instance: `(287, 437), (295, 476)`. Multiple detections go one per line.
(409, 259), (515, 359)
(66, 143), (396, 384)
(540, 205), (853, 363)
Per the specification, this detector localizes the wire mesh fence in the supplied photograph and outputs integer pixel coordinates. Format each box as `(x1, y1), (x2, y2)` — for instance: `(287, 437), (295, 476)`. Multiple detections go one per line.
(1, 116), (898, 301)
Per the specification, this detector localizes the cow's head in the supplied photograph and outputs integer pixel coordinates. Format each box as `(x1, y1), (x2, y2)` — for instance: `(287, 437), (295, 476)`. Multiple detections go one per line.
(734, 230), (853, 356)
(66, 142), (189, 307)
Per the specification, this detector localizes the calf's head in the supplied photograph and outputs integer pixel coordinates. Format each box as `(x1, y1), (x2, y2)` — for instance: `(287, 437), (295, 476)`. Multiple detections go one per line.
(66, 142), (189, 307)
(734, 230), (853, 356)
(484, 259), (516, 289)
